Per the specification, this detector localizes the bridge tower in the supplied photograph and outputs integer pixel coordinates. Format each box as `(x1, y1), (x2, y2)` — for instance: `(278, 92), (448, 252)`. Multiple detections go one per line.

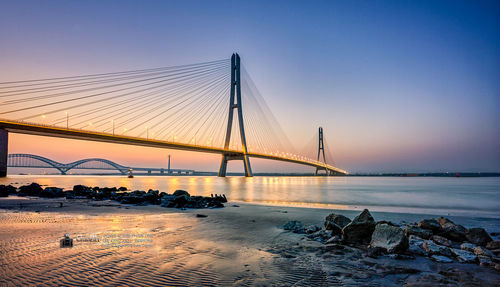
(0, 129), (7, 177)
(315, 127), (329, 176)
(218, 53), (253, 177)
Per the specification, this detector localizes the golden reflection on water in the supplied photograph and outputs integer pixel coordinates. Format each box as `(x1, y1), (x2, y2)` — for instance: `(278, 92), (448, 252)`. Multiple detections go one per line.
(2, 175), (499, 217)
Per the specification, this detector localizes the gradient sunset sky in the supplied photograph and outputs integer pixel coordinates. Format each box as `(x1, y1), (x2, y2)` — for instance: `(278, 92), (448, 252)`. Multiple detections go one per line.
(1, 0), (499, 173)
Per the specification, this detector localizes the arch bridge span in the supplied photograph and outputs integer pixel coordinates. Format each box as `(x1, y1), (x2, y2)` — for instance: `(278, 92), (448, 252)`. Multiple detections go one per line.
(7, 153), (194, 175)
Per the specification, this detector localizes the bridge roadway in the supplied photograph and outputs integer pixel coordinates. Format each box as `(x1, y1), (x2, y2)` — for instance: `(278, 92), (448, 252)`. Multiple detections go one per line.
(0, 120), (348, 176)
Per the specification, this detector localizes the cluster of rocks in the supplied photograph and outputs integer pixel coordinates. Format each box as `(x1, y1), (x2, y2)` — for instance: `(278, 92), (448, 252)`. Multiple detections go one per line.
(0, 183), (227, 209)
(283, 209), (500, 270)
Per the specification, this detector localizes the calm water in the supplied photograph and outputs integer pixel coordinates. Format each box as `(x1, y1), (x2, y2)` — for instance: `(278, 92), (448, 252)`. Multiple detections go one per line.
(1, 175), (499, 218)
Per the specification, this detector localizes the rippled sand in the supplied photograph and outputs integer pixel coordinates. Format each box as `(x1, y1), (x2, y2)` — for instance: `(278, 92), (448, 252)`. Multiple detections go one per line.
(1, 197), (499, 286)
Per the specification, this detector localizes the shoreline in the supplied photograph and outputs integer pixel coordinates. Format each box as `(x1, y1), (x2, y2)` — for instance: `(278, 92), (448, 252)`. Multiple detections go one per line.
(1, 197), (500, 286)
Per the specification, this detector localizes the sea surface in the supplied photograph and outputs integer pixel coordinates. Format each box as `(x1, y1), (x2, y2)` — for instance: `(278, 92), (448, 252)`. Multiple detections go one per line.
(2, 175), (499, 219)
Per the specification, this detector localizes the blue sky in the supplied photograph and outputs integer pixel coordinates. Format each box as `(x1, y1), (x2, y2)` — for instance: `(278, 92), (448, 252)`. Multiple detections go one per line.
(1, 0), (499, 172)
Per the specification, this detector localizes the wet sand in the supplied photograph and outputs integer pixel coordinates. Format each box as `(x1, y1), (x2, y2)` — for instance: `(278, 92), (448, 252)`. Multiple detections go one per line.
(1, 197), (499, 286)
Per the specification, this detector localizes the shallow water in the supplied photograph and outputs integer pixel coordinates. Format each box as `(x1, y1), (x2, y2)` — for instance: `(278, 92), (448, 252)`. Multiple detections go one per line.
(2, 175), (499, 218)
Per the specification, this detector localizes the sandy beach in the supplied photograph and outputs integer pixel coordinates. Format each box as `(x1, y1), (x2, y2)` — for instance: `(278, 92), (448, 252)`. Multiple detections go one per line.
(1, 196), (499, 286)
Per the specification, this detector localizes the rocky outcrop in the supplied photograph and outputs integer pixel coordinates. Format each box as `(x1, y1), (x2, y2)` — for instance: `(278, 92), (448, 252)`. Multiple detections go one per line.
(408, 235), (427, 256)
(342, 209), (376, 244)
(431, 235), (452, 247)
(40, 187), (65, 198)
(461, 242), (476, 252)
(418, 219), (441, 232)
(423, 240), (453, 257)
(436, 217), (467, 242)
(404, 224), (433, 239)
(474, 246), (495, 257)
(369, 223), (408, 253)
(160, 191), (226, 208)
(451, 248), (477, 263)
(18, 183), (43, 196)
(325, 213), (351, 236)
(466, 228), (492, 246)
(486, 241), (500, 250)
(0, 184), (16, 197)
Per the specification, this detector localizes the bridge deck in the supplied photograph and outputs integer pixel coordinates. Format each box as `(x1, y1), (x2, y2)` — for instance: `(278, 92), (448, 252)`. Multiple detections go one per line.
(0, 120), (347, 175)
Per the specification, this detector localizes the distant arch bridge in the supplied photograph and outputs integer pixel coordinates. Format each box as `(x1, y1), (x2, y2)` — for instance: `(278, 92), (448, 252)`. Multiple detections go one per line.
(7, 153), (193, 175)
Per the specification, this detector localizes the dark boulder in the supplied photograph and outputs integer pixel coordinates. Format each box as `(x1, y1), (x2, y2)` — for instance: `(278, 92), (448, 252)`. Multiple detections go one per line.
(0, 184), (16, 197)
(118, 186), (127, 191)
(436, 217), (467, 242)
(369, 223), (409, 253)
(325, 213), (351, 236)
(486, 241), (500, 250)
(466, 228), (492, 246)
(120, 190), (147, 204)
(423, 240), (453, 257)
(325, 213), (351, 229)
(418, 219), (441, 232)
(40, 187), (65, 198)
(342, 209), (376, 244)
(173, 190), (190, 197)
(19, 183), (43, 196)
(404, 224), (433, 239)
(431, 235), (452, 247)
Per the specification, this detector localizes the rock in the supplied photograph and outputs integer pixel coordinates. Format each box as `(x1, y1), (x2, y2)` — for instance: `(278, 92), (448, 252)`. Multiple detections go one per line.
(325, 213), (351, 229)
(423, 240), (453, 257)
(196, 214), (207, 218)
(40, 187), (65, 198)
(460, 242), (476, 252)
(486, 240), (500, 250)
(408, 235), (427, 256)
(478, 255), (492, 267)
(306, 229), (331, 242)
(324, 213), (351, 236)
(431, 235), (452, 247)
(369, 223), (409, 253)
(436, 217), (467, 242)
(283, 221), (305, 234)
(173, 190), (190, 197)
(305, 225), (321, 234)
(0, 184), (16, 197)
(418, 219), (441, 232)
(118, 186), (127, 191)
(18, 183), (43, 196)
(474, 246), (494, 257)
(450, 248), (477, 263)
(366, 246), (386, 258)
(466, 228), (493, 246)
(325, 221), (343, 236)
(160, 194), (176, 207)
(120, 190), (148, 204)
(430, 255), (453, 263)
(342, 209), (376, 244)
(404, 224), (433, 239)
(325, 235), (342, 244)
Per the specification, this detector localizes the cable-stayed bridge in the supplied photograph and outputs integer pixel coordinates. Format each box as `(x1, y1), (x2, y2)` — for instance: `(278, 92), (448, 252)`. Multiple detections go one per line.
(0, 54), (347, 177)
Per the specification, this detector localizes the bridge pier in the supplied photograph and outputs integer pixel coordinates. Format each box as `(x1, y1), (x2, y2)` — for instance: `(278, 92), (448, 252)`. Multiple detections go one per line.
(0, 129), (7, 177)
(218, 153), (252, 177)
